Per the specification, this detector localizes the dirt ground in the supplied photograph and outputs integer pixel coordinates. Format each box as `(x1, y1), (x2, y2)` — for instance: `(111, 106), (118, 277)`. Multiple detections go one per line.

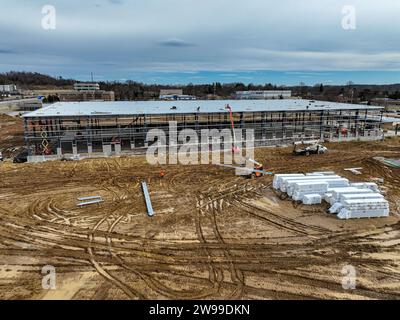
(0, 134), (399, 299)
(0, 114), (25, 157)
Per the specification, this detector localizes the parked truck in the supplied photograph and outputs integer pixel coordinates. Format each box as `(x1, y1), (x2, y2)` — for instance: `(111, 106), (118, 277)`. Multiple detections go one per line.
(293, 140), (328, 156)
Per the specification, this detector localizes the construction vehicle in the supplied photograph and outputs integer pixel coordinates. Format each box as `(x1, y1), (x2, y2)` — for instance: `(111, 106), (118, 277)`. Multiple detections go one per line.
(222, 104), (270, 178)
(13, 151), (28, 163)
(293, 140), (328, 156)
(216, 162), (272, 179)
(246, 157), (265, 178)
(225, 104), (241, 154)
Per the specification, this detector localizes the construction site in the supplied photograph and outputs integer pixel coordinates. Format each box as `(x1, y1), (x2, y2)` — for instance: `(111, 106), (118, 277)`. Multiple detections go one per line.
(0, 99), (400, 300)
(22, 99), (383, 160)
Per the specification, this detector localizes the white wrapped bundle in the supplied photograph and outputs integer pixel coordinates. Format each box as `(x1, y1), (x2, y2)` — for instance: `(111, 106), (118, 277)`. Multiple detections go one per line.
(339, 193), (384, 203)
(293, 192), (324, 201)
(287, 178), (347, 196)
(331, 187), (373, 202)
(338, 208), (390, 220)
(302, 194), (322, 205)
(324, 193), (333, 203)
(325, 178), (350, 188)
(280, 175), (340, 192)
(342, 199), (389, 210)
(350, 182), (380, 193)
(273, 174), (304, 190)
(329, 202), (343, 214)
(307, 171), (335, 176)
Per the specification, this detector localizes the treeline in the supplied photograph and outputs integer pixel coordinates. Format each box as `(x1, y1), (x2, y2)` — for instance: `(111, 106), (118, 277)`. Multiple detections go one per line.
(0, 71), (74, 87)
(1, 71), (400, 102)
(98, 81), (283, 100)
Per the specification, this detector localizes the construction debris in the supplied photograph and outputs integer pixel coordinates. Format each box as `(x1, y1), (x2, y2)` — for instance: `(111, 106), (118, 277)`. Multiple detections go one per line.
(273, 171), (389, 219)
(77, 196), (102, 201)
(77, 195), (103, 207)
(77, 199), (104, 207)
(344, 167), (363, 175)
(141, 181), (154, 217)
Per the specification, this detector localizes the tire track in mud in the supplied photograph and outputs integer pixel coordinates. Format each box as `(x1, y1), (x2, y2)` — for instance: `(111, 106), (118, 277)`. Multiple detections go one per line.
(195, 196), (225, 297)
(106, 213), (216, 299)
(1, 139), (400, 299)
(195, 179), (248, 299)
(87, 207), (144, 300)
(210, 203), (245, 299)
(232, 194), (328, 237)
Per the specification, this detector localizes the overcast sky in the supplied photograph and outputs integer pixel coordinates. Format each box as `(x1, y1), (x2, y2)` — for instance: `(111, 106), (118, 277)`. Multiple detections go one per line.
(1, 0), (400, 84)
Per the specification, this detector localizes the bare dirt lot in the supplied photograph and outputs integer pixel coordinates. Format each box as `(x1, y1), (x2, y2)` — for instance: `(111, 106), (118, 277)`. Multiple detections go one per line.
(0, 114), (24, 157)
(0, 137), (399, 300)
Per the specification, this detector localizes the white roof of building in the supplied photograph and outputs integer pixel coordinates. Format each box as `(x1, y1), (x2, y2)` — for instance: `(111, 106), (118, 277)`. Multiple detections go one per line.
(23, 99), (382, 118)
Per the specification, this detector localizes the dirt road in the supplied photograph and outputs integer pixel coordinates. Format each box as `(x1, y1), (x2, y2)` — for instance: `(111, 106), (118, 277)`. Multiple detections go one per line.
(0, 138), (399, 299)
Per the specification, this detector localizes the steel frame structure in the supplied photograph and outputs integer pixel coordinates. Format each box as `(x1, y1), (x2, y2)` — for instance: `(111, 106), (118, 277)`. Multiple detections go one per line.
(23, 106), (383, 157)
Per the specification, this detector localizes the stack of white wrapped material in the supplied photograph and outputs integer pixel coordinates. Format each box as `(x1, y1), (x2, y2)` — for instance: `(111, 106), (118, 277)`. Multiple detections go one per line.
(273, 174), (305, 190)
(281, 175), (341, 193)
(330, 187), (373, 204)
(337, 199), (390, 219)
(273, 171), (390, 219)
(338, 193), (384, 202)
(329, 202), (343, 214)
(350, 182), (380, 193)
(329, 193), (384, 214)
(287, 178), (349, 197)
(291, 182), (329, 201)
(306, 171), (335, 176)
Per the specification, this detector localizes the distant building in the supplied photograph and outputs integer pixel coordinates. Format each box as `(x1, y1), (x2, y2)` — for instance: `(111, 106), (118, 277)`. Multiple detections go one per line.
(74, 82), (100, 92)
(159, 89), (183, 98)
(0, 84), (18, 94)
(19, 99), (43, 111)
(159, 89), (196, 100)
(235, 90), (292, 100)
(372, 98), (400, 109)
(58, 90), (115, 102)
(381, 116), (400, 134)
(45, 82), (116, 102)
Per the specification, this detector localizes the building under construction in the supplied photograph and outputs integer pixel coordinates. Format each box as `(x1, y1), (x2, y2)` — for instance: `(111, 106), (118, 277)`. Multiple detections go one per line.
(22, 100), (383, 159)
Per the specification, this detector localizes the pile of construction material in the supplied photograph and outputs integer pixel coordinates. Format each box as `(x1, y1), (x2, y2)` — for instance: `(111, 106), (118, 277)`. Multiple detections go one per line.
(273, 172), (389, 220)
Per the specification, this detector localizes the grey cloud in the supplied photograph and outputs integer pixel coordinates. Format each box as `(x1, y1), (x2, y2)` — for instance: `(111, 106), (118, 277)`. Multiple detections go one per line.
(0, 0), (400, 77)
(0, 48), (16, 54)
(159, 39), (195, 48)
(108, 0), (124, 5)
